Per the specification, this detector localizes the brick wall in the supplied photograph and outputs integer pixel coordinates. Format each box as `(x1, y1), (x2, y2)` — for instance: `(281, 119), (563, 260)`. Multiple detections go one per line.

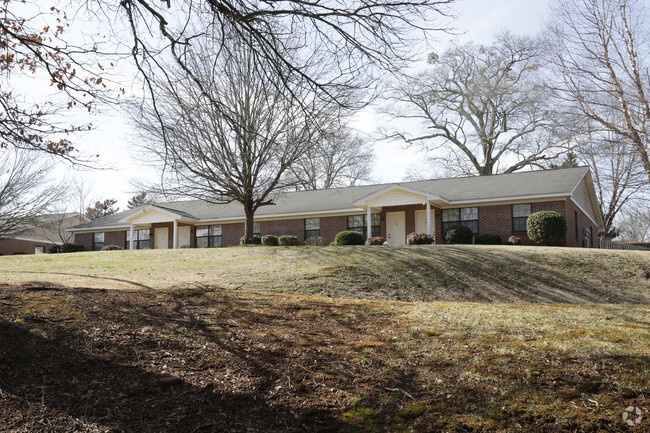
(75, 233), (93, 251)
(105, 231), (126, 249)
(565, 199), (597, 248)
(0, 238), (54, 255)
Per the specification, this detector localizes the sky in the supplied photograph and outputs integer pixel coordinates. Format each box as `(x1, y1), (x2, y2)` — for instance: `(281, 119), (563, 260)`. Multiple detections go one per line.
(64, 0), (553, 209)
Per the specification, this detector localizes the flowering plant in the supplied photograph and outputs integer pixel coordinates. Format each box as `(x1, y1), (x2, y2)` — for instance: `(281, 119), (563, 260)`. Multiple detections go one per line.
(508, 235), (522, 245)
(365, 236), (386, 245)
(407, 232), (434, 245)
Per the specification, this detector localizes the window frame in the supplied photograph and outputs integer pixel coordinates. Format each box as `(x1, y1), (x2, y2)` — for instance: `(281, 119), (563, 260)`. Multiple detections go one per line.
(512, 203), (532, 233)
(441, 207), (479, 235)
(195, 224), (222, 248)
(93, 232), (105, 251)
(304, 217), (320, 239)
(126, 229), (150, 250)
(347, 213), (380, 237)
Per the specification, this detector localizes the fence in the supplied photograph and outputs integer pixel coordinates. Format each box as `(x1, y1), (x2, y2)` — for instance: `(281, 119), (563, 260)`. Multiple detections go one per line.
(599, 239), (650, 251)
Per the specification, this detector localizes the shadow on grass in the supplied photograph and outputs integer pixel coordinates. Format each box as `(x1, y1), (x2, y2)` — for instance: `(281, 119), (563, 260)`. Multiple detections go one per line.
(8, 270), (156, 290)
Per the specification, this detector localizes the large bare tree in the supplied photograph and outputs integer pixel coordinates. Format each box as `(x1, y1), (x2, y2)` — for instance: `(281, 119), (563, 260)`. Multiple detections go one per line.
(386, 33), (561, 175)
(289, 127), (374, 190)
(133, 36), (331, 243)
(546, 0), (650, 182)
(0, 149), (65, 238)
(568, 123), (647, 237)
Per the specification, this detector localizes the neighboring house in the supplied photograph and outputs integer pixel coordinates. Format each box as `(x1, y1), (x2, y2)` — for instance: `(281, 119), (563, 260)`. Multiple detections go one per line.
(68, 167), (603, 250)
(0, 213), (85, 255)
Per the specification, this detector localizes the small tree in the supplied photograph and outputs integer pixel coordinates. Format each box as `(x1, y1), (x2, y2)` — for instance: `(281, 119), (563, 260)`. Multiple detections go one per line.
(85, 199), (119, 221)
(127, 192), (154, 209)
(526, 211), (567, 245)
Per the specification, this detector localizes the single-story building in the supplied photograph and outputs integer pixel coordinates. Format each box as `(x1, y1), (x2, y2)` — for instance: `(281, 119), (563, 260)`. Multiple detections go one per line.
(68, 167), (603, 250)
(0, 213), (85, 255)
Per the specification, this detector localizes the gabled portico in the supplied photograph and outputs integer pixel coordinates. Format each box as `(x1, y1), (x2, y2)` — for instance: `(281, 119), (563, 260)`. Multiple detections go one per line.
(353, 185), (447, 244)
(119, 206), (197, 249)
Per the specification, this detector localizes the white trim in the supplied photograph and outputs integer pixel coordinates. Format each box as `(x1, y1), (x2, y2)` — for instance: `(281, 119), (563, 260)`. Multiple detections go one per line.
(569, 197), (601, 228)
(173, 220), (178, 249)
(5, 236), (57, 244)
(118, 205), (197, 224)
(353, 185), (447, 206)
(571, 171), (604, 228)
(444, 193), (571, 206)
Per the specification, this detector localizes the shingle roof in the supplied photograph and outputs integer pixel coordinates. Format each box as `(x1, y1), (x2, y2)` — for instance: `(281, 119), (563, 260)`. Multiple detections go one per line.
(69, 167), (589, 231)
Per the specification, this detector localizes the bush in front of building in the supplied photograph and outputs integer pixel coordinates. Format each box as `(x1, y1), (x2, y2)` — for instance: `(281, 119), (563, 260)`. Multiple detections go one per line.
(47, 245), (62, 254)
(406, 232), (434, 245)
(526, 211), (567, 245)
(261, 235), (279, 246)
(365, 236), (386, 245)
(443, 225), (474, 244)
(101, 245), (124, 251)
(475, 234), (502, 245)
(304, 237), (324, 246)
(60, 243), (86, 253)
(333, 230), (365, 246)
(240, 235), (262, 245)
(278, 235), (298, 246)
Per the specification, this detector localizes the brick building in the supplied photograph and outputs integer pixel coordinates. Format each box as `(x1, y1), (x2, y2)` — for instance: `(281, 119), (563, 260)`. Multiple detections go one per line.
(68, 167), (603, 250)
(0, 213), (85, 255)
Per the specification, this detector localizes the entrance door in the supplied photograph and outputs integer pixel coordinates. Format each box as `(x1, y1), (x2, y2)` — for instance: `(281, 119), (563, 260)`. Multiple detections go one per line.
(178, 226), (191, 248)
(415, 210), (435, 235)
(386, 211), (406, 245)
(155, 228), (169, 249)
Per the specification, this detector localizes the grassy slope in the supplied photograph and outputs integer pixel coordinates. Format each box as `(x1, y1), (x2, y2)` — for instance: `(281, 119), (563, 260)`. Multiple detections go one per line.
(1, 245), (649, 304)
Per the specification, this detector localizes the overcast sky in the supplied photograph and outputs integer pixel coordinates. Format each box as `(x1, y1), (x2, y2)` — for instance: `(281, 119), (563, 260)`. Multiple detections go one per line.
(68, 0), (553, 209)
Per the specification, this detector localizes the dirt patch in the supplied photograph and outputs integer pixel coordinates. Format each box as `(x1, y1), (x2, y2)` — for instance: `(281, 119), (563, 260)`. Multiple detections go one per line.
(1, 284), (648, 432)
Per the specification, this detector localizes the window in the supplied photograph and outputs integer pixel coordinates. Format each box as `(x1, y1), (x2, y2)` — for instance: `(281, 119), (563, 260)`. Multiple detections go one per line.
(442, 207), (479, 234)
(305, 218), (320, 239)
(347, 214), (380, 237)
(512, 204), (532, 232)
(196, 224), (222, 248)
(35, 246), (44, 254)
(93, 232), (105, 251)
(126, 229), (150, 250)
(253, 222), (261, 236)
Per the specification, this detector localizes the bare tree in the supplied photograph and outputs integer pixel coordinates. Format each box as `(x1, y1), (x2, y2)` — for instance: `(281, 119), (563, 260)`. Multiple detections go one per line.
(617, 205), (650, 242)
(546, 0), (650, 182)
(133, 36), (332, 243)
(386, 33), (561, 175)
(114, 0), (454, 114)
(0, 149), (65, 238)
(569, 124), (647, 236)
(289, 127), (374, 190)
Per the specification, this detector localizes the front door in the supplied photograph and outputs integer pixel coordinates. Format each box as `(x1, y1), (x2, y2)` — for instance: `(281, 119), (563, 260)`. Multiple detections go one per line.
(155, 228), (169, 249)
(415, 210), (435, 235)
(386, 211), (406, 245)
(178, 226), (191, 248)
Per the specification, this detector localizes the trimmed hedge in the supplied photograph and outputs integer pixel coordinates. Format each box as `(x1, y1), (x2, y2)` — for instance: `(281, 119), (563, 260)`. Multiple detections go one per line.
(443, 225), (474, 244)
(47, 245), (61, 254)
(278, 235), (298, 246)
(101, 245), (124, 251)
(526, 211), (567, 245)
(475, 234), (502, 245)
(261, 235), (278, 246)
(333, 230), (365, 246)
(60, 243), (85, 253)
(365, 236), (386, 245)
(406, 232), (434, 245)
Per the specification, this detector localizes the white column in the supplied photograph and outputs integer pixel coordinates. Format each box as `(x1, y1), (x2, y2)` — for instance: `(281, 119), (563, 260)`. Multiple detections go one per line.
(366, 207), (372, 239)
(173, 220), (178, 249)
(426, 201), (432, 235)
(129, 225), (135, 250)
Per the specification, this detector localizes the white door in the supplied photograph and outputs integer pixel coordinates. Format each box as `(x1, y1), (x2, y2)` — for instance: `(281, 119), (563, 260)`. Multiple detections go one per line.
(155, 228), (169, 249)
(415, 210), (435, 235)
(386, 211), (406, 245)
(178, 226), (191, 248)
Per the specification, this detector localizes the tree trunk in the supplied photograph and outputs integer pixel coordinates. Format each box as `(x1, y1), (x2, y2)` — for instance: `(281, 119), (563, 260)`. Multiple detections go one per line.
(243, 199), (256, 244)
